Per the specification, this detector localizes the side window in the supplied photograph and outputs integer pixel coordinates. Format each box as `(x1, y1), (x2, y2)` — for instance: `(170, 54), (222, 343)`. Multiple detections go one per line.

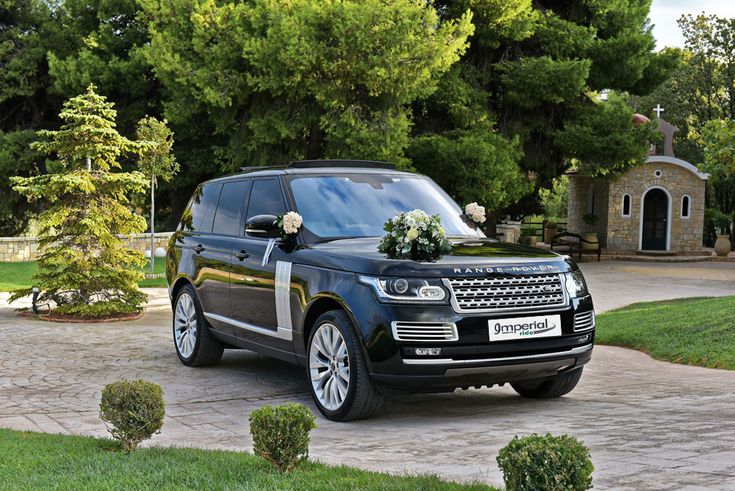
(213, 180), (251, 236)
(246, 178), (287, 220)
(180, 183), (222, 232)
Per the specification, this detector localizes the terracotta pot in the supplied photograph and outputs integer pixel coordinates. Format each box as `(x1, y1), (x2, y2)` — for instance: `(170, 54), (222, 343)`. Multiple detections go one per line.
(582, 233), (598, 250)
(544, 226), (558, 243)
(714, 234), (732, 257)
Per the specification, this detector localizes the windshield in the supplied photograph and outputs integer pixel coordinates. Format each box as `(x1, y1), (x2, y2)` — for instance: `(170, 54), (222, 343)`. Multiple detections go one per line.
(287, 173), (484, 241)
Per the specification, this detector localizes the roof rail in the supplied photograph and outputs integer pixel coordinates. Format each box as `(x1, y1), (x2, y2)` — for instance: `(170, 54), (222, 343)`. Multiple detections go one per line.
(239, 165), (288, 172)
(288, 159), (396, 169)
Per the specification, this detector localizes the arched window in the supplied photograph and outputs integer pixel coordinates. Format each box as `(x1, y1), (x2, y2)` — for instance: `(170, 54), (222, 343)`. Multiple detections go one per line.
(681, 195), (691, 219)
(587, 184), (596, 215)
(622, 194), (631, 217)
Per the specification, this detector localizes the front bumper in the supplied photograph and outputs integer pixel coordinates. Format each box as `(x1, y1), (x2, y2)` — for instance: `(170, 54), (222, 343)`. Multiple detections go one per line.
(371, 341), (592, 390)
(353, 286), (595, 390)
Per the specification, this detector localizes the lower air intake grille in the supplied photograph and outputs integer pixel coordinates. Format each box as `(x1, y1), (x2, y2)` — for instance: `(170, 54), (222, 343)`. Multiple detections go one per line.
(391, 322), (458, 342)
(574, 311), (596, 332)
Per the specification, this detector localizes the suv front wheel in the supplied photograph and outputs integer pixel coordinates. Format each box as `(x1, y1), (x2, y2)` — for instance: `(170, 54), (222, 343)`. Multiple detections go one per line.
(307, 310), (383, 421)
(173, 284), (224, 367)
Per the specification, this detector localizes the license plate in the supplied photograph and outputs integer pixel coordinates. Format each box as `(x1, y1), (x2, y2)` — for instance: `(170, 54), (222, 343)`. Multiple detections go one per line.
(488, 314), (562, 341)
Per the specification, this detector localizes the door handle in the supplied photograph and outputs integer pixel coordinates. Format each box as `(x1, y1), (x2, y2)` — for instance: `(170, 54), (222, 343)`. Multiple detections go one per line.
(234, 250), (249, 261)
(193, 244), (205, 254)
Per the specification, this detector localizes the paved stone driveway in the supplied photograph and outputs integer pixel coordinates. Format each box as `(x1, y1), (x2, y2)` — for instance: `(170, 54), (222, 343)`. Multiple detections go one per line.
(1, 261), (734, 490)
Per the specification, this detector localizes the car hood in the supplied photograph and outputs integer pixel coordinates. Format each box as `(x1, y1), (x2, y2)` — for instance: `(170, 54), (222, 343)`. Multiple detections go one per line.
(293, 237), (574, 277)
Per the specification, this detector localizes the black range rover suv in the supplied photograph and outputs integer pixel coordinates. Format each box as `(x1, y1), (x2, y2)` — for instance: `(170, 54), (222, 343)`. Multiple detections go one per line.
(167, 160), (595, 421)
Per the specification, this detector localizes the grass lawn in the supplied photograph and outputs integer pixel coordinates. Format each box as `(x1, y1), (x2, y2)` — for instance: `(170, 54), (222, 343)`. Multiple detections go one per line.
(596, 296), (735, 370)
(0, 429), (493, 491)
(0, 258), (167, 292)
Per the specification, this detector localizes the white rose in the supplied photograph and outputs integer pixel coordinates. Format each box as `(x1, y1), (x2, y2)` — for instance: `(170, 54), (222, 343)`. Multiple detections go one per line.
(465, 202), (486, 224)
(406, 227), (419, 241)
(282, 211), (303, 234)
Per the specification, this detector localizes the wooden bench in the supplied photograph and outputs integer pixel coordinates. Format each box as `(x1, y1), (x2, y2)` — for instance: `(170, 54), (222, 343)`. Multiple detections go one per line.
(550, 232), (601, 262)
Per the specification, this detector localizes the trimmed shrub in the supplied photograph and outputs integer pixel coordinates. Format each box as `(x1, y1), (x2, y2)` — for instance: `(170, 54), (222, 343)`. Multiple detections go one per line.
(249, 403), (317, 472)
(99, 379), (165, 451)
(496, 433), (594, 491)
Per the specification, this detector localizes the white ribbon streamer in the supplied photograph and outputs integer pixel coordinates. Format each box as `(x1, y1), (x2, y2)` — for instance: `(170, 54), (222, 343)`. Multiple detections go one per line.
(262, 238), (277, 267)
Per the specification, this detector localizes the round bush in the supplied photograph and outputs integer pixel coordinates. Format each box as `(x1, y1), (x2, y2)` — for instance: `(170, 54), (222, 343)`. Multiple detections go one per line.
(99, 379), (165, 451)
(496, 433), (594, 491)
(249, 403), (317, 472)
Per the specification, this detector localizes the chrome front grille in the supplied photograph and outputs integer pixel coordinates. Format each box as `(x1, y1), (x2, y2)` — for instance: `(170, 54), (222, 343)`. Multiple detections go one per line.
(574, 311), (596, 332)
(391, 322), (458, 342)
(445, 273), (566, 313)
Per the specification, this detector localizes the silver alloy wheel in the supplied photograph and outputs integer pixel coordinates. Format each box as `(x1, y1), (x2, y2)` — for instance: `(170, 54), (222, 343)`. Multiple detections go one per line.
(309, 322), (350, 411)
(174, 292), (198, 359)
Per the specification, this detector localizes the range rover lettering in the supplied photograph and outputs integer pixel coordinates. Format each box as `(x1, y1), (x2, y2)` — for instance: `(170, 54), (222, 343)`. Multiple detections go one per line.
(166, 160), (595, 421)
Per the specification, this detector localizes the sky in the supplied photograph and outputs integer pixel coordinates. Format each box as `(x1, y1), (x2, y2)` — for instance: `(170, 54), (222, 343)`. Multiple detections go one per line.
(650, 0), (735, 48)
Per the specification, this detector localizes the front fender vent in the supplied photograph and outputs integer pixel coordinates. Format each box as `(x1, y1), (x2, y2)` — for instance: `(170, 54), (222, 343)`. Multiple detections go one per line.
(391, 321), (458, 342)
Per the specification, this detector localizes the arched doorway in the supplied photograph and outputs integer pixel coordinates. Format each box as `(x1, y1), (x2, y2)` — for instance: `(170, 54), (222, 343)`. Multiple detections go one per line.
(641, 188), (670, 251)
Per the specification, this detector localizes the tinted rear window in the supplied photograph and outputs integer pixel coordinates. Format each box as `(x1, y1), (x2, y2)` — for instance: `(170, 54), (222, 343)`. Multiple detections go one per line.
(212, 180), (250, 236)
(180, 183), (222, 232)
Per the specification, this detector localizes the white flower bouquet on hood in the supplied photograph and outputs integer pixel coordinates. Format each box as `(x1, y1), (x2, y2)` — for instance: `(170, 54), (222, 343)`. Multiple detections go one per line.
(378, 209), (452, 260)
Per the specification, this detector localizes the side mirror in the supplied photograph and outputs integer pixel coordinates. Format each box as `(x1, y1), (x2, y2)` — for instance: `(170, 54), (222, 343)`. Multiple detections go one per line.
(245, 214), (280, 238)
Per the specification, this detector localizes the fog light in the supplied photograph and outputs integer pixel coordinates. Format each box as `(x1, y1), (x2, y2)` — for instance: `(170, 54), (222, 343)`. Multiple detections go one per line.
(577, 334), (591, 344)
(414, 347), (442, 356)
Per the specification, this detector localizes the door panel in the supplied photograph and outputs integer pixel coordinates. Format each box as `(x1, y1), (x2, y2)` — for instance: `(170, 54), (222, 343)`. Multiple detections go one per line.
(227, 177), (292, 347)
(230, 237), (278, 329)
(642, 188), (668, 251)
(229, 239), (295, 345)
(184, 233), (234, 335)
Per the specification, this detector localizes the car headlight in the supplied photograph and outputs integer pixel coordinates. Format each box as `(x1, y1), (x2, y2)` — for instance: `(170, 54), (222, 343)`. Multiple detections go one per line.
(358, 276), (448, 304)
(564, 270), (589, 298)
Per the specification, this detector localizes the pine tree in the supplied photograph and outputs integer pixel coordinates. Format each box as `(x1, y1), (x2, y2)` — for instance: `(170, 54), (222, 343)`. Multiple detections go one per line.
(10, 85), (149, 317)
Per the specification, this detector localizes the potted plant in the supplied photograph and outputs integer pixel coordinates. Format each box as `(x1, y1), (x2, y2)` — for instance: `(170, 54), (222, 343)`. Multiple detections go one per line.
(581, 213), (599, 250)
(711, 210), (732, 256)
(519, 226), (538, 247)
(544, 219), (558, 244)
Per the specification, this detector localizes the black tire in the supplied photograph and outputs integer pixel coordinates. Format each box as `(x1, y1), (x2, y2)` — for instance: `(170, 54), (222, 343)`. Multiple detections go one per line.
(306, 310), (384, 421)
(511, 368), (583, 399)
(173, 284), (224, 367)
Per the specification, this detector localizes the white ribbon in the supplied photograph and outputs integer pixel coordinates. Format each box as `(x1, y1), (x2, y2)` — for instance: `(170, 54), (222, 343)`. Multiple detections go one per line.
(262, 238), (277, 267)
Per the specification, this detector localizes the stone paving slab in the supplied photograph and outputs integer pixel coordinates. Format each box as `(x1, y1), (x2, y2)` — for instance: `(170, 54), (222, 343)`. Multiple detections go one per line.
(0, 261), (734, 489)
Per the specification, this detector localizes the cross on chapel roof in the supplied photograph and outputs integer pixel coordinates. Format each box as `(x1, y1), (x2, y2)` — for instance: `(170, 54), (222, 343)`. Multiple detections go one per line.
(651, 103), (678, 157)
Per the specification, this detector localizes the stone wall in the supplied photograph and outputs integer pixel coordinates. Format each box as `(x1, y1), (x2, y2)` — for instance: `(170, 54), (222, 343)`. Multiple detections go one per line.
(567, 175), (609, 247)
(606, 161), (705, 253)
(0, 232), (174, 262)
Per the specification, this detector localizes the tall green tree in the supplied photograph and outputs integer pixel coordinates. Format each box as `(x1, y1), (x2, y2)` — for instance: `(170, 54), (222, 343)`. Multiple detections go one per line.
(47, 0), (158, 133)
(699, 119), (735, 215)
(136, 116), (178, 273)
(0, 131), (43, 235)
(407, 129), (530, 211)
(0, 0), (73, 234)
(413, 0), (677, 215)
(10, 86), (149, 317)
(141, 0), (474, 169)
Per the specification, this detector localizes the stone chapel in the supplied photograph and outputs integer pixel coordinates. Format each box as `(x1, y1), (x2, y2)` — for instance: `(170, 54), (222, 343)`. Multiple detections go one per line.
(566, 111), (708, 254)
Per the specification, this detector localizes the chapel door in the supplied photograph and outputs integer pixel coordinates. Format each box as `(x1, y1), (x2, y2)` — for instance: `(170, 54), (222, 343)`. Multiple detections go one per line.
(642, 188), (668, 251)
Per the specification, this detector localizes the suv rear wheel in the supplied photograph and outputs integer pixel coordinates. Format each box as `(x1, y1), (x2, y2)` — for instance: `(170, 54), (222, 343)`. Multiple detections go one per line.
(307, 310), (383, 421)
(511, 367), (583, 399)
(173, 284), (224, 367)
